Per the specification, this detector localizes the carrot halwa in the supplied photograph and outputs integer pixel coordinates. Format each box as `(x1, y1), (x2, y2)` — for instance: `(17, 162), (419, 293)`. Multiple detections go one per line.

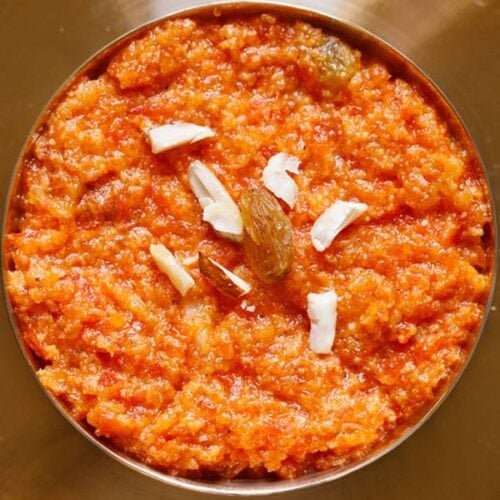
(5, 14), (494, 479)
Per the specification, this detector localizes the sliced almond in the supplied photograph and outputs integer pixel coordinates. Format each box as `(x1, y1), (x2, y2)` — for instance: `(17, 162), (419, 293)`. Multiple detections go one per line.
(188, 160), (236, 208)
(262, 153), (301, 208)
(199, 252), (251, 297)
(188, 161), (244, 242)
(150, 243), (195, 296)
(181, 254), (199, 267)
(147, 122), (215, 154)
(203, 202), (244, 239)
(311, 200), (367, 252)
(307, 290), (337, 354)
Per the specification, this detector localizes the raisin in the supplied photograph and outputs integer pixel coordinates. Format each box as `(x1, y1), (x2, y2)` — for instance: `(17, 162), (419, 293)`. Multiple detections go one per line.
(239, 188), (293, 283)
(318, 36), (359, 90)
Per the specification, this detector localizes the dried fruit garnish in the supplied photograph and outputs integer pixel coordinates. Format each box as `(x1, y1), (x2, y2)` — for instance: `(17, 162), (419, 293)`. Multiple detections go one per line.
(317, 36), (359, 90)
(239, 188), (293, 284)
(198, 252), (251, 297)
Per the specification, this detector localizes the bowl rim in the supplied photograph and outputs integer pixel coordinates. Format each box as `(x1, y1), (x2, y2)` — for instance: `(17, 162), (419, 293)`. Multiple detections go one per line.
(1, 0), (497, 496)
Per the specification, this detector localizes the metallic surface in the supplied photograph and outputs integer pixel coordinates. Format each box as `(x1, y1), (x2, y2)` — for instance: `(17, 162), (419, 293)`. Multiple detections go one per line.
(1, 0), (499, 498)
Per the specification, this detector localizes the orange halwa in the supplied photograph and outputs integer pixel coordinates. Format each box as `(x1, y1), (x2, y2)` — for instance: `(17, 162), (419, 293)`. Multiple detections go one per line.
(5, 14), (493, 479)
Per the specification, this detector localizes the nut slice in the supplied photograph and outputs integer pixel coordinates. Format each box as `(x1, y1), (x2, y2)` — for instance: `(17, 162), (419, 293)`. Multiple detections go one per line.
(147, 122), (215, 154)
(262, 153), (301, 208)
(150, 243), (195, 296)
(199, 252), (251, 297)
(311, 200), (367, 252)
(307, 290), (337, 354)
(188, 161), (244, 242)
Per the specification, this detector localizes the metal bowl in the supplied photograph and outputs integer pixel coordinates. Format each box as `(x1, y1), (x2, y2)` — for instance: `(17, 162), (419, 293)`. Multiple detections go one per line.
(2, 1), (496, 496)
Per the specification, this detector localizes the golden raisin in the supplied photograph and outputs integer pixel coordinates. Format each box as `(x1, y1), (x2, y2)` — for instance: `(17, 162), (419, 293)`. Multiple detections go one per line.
(239, 188), (293, 283)
(317, 36), (359, 89)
